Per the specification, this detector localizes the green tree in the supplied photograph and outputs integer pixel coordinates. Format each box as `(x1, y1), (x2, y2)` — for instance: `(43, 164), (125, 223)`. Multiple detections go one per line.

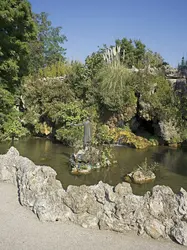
(178, 56), (187, 77)
(115, 38), (135, 67)
(0, 86), (28, 141)
(38, 61), (71, 78)
(115, 38), (146, 68)
(29, 12), (67, 73)
(144, 50), (164, 68)
(66, 61), (88, 99)
(0, 0), (37, 90)
(0, 87), (14, 129)
(21, 77), (92, 145)
(181, 56), (185, 66)
(134, 40), (146, 68)
(85, 51), (104, 80)
(1, 110), (28, 141)
(133, 72), (178, 121)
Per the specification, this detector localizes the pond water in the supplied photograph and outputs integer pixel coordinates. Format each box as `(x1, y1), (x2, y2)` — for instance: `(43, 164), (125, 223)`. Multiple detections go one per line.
(1, 137), (187, 195)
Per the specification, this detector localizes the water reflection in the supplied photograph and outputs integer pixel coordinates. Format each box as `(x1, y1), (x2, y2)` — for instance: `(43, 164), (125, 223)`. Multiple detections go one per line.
(0, 137), (187, 195)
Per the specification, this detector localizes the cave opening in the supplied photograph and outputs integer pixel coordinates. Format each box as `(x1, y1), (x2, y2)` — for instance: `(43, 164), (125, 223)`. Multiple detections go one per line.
(131, 117), (156, 137)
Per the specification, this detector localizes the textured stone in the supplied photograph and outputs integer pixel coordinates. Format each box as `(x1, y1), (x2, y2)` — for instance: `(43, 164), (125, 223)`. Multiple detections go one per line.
(70, 146), (110, 174)
(0, 147), (20, 184)
(114, 182), (132, 196)
(144, 219), (165, 239)
(171, 221), (187, 246)
(0, 147), (187, 246)
(131, 170), (156, 184)
(177, 188), (187, 216)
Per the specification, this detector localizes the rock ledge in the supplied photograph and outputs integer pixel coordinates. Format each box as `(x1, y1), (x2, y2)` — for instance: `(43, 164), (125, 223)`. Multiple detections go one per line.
(0, 147), (187, 246)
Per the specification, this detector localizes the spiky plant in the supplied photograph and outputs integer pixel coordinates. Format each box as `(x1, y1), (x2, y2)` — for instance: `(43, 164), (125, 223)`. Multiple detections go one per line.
(97, 46), (136, 112)
(98, 45), (131, 91)
(103, 45), (123, 66)
(98, 63), (131, 91)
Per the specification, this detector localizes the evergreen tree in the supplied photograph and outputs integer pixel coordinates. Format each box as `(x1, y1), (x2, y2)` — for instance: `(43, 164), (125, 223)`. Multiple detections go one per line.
(178, 56), (187, 77)
(115, 38), (135, 67)
(181, 56), (185, 66)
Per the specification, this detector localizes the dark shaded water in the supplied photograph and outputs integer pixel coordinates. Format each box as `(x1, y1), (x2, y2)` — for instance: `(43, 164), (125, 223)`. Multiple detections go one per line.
(1, 137), (187, 195)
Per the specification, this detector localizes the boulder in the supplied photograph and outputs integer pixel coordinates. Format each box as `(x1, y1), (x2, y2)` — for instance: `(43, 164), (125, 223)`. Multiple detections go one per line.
(148, 186), (178, 236)
(70, 146), (111, 174)
(0, 147), (20, 184)
(114, 182), (133, 196)
(132, 170), (156, 184)
(125, 170), (156, 184)
(171, 222), (187, 246)
(144, 219), (165, 239)
(176, 188), (187, 219)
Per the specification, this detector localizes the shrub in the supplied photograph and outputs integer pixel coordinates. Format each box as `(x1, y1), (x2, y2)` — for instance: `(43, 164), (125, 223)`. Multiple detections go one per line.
(56, 127), (83, 146)
(38, 61), (71, 78)
(0, 110), (29, 141)
(159, 119), (182, 144)
(136, 158), (159, 174)
(96, 124), (114, 144)
(98, 64), (137, 112)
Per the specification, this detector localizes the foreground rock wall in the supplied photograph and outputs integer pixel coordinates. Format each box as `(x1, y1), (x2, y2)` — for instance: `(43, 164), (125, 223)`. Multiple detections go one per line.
(0, 147), (187, 246)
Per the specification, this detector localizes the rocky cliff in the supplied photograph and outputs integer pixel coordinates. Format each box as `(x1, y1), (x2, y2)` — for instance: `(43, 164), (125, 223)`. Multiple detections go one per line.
(0, 147), (187, 246)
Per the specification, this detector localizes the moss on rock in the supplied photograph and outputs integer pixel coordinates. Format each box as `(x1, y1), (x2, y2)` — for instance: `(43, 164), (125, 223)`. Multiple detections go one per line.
(111, 128), (152, 149)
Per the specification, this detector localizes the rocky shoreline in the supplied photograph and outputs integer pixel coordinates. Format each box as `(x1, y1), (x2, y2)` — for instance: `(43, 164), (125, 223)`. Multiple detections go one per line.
(1, 147), (187, 246)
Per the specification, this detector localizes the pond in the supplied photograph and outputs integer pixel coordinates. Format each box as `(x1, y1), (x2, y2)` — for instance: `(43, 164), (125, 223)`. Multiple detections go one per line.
(1, 137), (187, 195)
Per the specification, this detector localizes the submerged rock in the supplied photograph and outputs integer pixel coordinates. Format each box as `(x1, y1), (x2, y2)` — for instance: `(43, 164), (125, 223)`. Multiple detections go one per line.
(71, 165), (92, 174)
(70, 146), (111, 174)
(125, 169), (156, 184)
(168, 143), (179, 148)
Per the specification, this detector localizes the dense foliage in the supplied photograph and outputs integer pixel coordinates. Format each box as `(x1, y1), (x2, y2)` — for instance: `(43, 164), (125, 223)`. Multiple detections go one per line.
(1, 0), (187, 146)
(0, 0), (36, 90)
(29, 12), (67, 74)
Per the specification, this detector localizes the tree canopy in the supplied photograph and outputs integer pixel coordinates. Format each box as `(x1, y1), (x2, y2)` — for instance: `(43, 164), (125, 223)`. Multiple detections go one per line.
(0, 0), (37, 91)
(29, 12), (67, 74)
